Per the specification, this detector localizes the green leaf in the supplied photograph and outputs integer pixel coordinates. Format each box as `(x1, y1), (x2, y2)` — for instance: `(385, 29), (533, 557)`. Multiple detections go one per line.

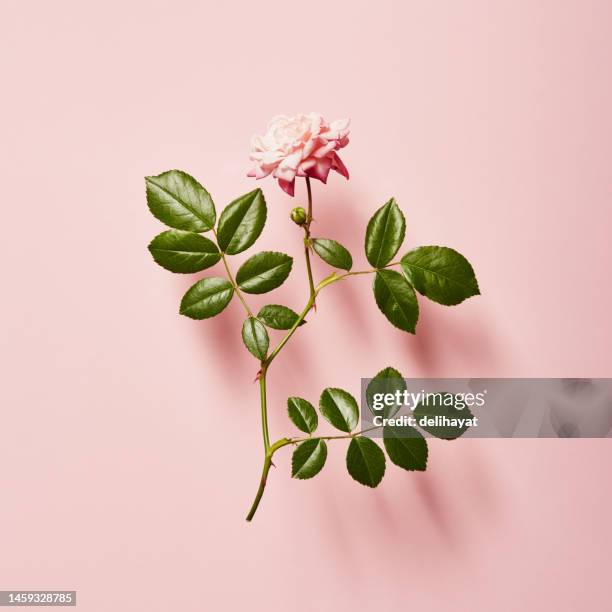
(292, 439), (327, 479)
(257, 305), (305, 330)
(179, 277), (233, 319)
(319, 388), (359, 433)
(148, 230), (221, 273)
(241, 317), (269, 360)
(312, 238), (353, 271)
(145, 170), (215, 231)
(366, 367), (406, 418)
(364, 198), (406, 267)
(401, 246), (480, 306)
(216, 189), (267, 254)
(236, 251), (293, 294)
(373, 270), (419, 333)
(413, 393), (473, 440)
(346, 437), (386, 487)
(383, 425), (428, 471)
(287, 397), (318, 433)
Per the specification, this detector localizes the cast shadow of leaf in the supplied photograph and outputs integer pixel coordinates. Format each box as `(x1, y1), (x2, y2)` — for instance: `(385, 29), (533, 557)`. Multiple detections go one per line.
(174, 274), (251, 375)
(309, 186), (377, 342)
(404, 299), (504, 377)
(305, 304), (505, 561)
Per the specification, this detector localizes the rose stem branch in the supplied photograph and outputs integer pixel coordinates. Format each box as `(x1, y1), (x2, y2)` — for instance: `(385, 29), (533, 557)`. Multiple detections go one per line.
(339, 261), (401, 279)
(261, 426), (383, 461)
(213, 230), (254, 318)
(303, 177), (316, 302)
(247, 274), (356, 521)
(245, 437), (290, 521)
(246, 195), (402, 520)
(246, 423), (383, 520)
(259, 367), (270, 449)
(247, 179), (318, 522)
(291, 424), (382, 444)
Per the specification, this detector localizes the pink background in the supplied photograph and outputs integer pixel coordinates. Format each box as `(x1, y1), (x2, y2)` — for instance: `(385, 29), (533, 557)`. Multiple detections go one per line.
(2, 1), (611, 610)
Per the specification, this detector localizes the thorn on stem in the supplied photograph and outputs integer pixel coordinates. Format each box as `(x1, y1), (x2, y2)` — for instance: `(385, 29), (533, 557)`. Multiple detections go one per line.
(253, 369), (262, 383)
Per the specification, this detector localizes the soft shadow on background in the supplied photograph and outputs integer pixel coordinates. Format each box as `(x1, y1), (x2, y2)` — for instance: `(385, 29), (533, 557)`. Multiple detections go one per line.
(2, 1), (612, 611)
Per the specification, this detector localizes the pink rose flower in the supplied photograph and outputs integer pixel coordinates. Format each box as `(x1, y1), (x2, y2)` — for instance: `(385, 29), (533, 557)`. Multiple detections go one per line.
(247, 113), (350, 196)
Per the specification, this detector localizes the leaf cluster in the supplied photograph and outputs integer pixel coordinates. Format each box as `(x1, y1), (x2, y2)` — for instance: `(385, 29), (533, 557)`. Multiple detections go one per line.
(146, 170), (300, 361)
(287, 366), (471, 487)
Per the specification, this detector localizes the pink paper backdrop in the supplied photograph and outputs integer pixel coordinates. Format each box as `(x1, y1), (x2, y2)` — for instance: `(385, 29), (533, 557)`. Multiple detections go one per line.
(2, 1), (611, 610)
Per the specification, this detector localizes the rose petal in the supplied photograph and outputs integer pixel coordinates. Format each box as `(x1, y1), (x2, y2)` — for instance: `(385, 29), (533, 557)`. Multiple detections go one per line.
(281, 151), (302, 170)
(278, 178), (295, 196)
(331, 152), (349, 179)
(324, 118), (351, 141)
(255, 164), (272, 179)
(299, 158), (316, 172)
(312, 141), (337, 159)
(273, 163), (298, 182)
(307, 157), (332, 183)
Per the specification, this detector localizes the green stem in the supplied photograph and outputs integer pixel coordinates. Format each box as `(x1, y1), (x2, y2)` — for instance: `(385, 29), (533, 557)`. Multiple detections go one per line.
(262, 178), (327, 368)
(214, 230), (253, 317)
(246, 180), (318, 521)
(264, 259), (397, 370)
(284, 425), (383, 446)
(336, 260), (402, 281)
(245, 453), (272, 522)
(303, 177), (316, 301)
(259, 365), (270, 451)
(245, 424), (381, 521)
(245, 181), (402, 521)
(249, 363), (271, 522)
(265, 294), (315, 367)
(245, 437), (291, 522)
